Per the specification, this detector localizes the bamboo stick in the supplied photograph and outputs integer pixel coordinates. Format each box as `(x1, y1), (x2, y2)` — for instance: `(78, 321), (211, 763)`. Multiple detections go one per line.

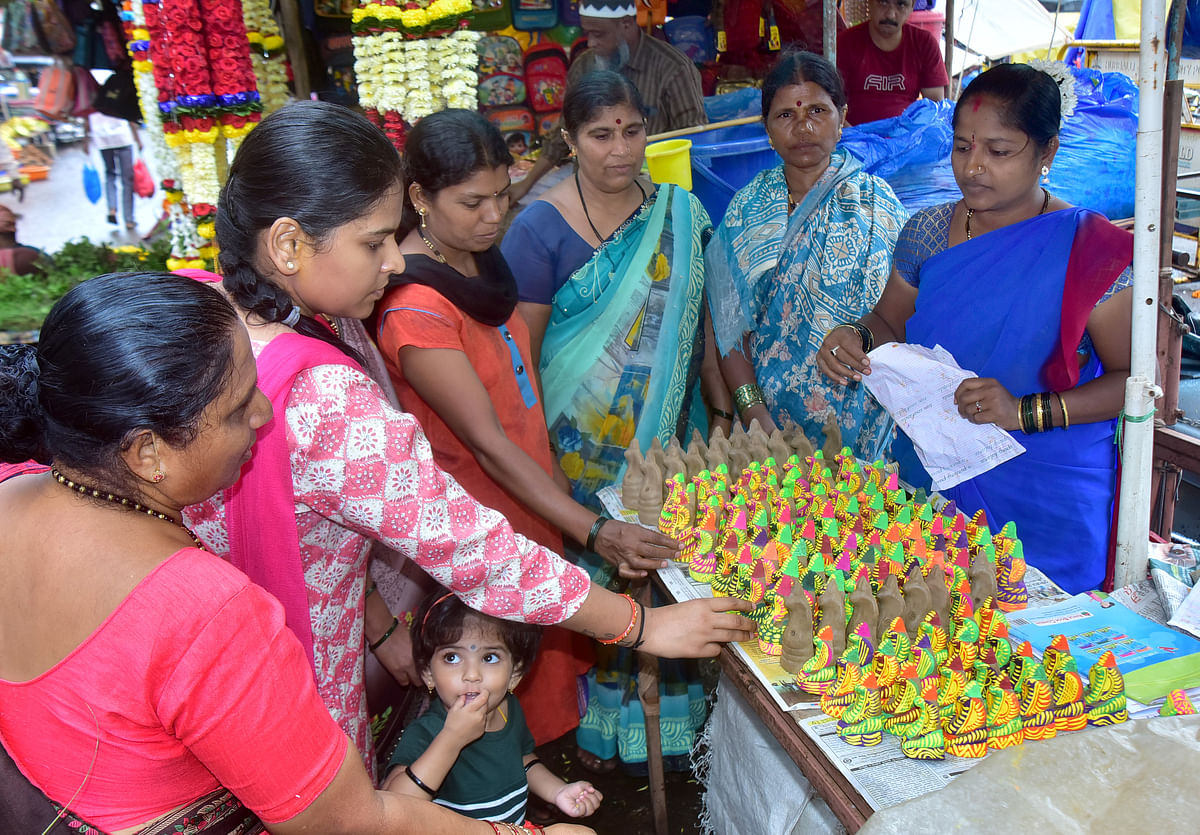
(647, 115), (761, 143)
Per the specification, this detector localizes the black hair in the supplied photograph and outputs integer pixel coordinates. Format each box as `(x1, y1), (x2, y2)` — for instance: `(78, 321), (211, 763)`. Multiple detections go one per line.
(761, 50), (847, 118)
(412, 589), (541, 676)
(506, 132), (526, 145)
(562, 70), (648, 137)
(399, 109), (512, 238)
(217, 100), (404, 362)
(0, 272), (239, 493)
(955, 63), (1061, 149)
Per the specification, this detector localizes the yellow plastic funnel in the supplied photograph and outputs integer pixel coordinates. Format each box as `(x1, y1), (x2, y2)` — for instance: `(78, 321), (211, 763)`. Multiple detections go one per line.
(644, 139), (693, 191)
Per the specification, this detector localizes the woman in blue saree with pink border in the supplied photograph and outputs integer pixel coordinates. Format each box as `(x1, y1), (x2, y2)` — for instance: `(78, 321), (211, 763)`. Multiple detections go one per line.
(819, 64), (1133, 594)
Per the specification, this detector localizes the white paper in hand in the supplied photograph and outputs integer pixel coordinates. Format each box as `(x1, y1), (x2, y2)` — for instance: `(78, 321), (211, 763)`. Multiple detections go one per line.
(861, 343), (1024, 490)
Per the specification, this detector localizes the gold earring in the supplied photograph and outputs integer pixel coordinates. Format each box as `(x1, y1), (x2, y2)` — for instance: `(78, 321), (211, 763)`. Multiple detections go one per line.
(419, 208), (427, 229)
(152, 468), (164, 483)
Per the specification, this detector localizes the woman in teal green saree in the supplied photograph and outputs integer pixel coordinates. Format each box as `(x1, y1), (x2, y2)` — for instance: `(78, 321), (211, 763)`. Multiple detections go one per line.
(503, 71), (732, 771)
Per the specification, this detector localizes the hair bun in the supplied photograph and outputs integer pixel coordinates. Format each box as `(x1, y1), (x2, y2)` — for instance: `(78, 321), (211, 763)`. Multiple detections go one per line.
(0, 343), (50, 463)
(1026, 59), (1077, 127)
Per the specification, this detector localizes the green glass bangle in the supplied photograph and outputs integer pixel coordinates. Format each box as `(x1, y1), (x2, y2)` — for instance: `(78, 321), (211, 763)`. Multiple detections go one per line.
(369, 615), (400, 652)
(586, 514), (609, 552)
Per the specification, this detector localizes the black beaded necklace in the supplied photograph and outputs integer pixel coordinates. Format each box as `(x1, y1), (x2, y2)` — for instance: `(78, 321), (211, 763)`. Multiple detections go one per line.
(965, 188), (1050, 240)
(51, 467), (205, 550)
(575, 170), (647, 245)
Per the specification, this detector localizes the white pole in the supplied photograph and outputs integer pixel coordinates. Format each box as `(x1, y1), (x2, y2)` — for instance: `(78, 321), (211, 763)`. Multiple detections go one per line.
(824, 0), (837, 64)
(1114, 0), (1168, 588)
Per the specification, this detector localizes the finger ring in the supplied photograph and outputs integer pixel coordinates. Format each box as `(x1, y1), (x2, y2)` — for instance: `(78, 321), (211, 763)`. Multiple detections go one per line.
(831, 345), (840, 358)
(975, 401), (983, 413)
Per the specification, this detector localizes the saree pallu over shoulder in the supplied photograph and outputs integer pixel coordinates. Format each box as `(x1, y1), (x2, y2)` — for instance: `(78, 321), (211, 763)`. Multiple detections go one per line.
(225, 333), (363, 673)
(898, 208), (1130, 594)
(539, 184), (710, 509)
(705, 151), (907, 460)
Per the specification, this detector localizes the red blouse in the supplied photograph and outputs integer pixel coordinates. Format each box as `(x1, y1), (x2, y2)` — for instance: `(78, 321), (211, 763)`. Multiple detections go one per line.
(0, 548), (347, 830)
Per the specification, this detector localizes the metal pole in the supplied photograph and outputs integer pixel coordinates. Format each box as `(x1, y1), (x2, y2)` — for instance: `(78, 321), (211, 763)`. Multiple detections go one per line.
(1115, 0), (1168, 588)
(279, 0), (311, 100)
(944, 0), (955, 98)
(1159, 0), (1188, 429)
(824, 0), (836, 62)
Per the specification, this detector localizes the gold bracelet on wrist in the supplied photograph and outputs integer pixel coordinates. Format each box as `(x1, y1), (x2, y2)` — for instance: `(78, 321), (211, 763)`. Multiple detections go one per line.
(733, 383), (766, 413)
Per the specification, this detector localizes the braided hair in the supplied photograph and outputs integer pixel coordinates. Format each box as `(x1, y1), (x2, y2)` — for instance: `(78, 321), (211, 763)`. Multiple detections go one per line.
(216, 101), (405, 361)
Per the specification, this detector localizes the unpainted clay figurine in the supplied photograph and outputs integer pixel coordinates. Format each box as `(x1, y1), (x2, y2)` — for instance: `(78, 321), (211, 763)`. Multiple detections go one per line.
(926, 564), (954, 637)
(780, 586), (816, 673)
(662, 439), (687, 483)
(646, 436), (666, 474)
(767, 429), (792, 474)
(875, 573), (904, 641)
(689, 427), (709, 460)
(682, 446), (707, 483)
(782, 420), (815, 460)
(637, 454), (664, 526)
(746, 418), (771, 463)
(969, 547), (998, 612)
(902, 562), (934, 641)
(817, 575), (848, 659)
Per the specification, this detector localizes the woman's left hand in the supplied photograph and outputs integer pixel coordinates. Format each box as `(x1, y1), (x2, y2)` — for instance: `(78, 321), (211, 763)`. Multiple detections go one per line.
(954, 377), (1020, 431)
(593, 520), (676, 579)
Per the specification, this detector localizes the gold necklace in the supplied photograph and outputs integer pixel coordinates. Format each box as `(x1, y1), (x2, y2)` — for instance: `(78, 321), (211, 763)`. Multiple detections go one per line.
(51, 468), (205, 550)
(966, 188), (1050, 240)
(418, 227), (448, 264)
(319, 314), (341, 339)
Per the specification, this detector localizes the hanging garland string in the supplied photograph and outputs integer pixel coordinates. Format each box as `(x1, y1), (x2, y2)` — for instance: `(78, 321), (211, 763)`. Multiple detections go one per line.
(352, 0), (480, 152)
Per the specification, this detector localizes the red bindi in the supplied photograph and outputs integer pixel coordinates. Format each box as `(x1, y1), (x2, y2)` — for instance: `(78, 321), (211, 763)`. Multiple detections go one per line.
(616, 118), (621, 124)
(796, 100), (804, 107)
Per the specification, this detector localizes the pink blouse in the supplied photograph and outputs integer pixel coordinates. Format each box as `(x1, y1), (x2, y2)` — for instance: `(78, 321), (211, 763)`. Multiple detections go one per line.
(0, 549), (346, 830)
(187, 355), (591, 771)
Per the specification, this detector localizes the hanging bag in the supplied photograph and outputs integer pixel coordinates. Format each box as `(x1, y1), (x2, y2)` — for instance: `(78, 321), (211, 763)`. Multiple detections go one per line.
(82, 162), (101, 204)
(31, 0), (78, 56)
(34, 60), (76, 121)
(133, 159), (155, 198)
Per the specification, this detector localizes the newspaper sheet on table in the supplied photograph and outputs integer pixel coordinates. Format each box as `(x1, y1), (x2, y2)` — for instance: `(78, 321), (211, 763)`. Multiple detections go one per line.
(598, 485), (1185, 812)
(797, 713), (986, 811)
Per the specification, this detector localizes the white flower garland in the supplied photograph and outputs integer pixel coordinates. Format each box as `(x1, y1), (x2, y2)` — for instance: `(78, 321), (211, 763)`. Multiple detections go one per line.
(353, 23), (479, 126)
(1027, 59), (1077, 127)
(243, 0), (291, 113)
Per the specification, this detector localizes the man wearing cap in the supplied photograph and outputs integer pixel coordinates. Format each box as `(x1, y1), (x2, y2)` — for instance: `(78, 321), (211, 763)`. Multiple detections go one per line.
(571, 1), (707, 136)
(507, 2), (706, 205)
(837, 0), (947, 125)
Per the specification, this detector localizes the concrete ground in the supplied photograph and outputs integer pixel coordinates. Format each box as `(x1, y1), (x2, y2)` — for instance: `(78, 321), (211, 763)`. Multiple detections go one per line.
(4, 139), (162, 252)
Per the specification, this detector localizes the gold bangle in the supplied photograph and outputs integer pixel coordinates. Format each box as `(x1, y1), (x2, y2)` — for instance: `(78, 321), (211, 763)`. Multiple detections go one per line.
(1055, 391), (1070, 429)
(733, 383), (765, 413)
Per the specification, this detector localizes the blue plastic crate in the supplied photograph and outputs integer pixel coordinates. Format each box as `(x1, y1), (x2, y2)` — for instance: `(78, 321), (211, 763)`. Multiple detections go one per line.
(688, 122), (779, 225)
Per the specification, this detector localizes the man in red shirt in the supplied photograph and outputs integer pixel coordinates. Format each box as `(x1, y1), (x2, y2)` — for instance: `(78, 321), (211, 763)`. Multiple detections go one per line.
(837, 0), (949, 125)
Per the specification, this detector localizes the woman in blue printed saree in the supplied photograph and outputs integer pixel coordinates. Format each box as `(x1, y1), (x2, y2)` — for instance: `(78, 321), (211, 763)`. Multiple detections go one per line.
(503, 72), (730, 772)
(706, 51), (907, 461)
(819, 64), (1133, 595)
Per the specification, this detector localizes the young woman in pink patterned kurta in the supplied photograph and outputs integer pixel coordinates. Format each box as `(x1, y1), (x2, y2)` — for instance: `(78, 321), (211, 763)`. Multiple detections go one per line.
(186, 103), (755, 782)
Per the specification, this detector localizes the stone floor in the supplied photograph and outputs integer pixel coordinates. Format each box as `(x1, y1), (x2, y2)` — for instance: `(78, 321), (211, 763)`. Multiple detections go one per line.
(4, 139), (162, 253)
